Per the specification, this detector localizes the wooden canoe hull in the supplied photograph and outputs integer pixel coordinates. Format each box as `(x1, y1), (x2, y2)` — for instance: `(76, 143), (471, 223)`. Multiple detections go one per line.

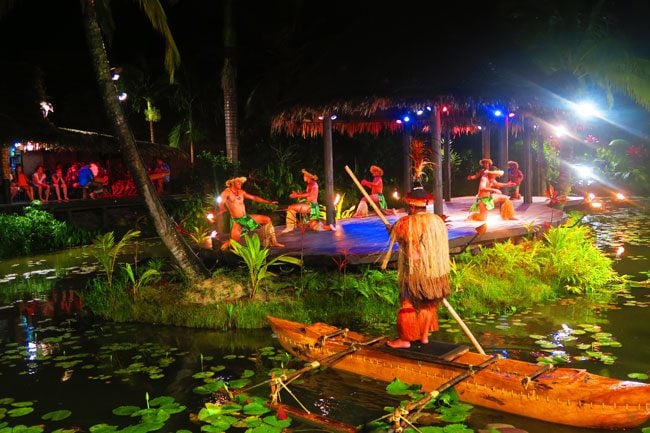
(268, 316), (650, 430)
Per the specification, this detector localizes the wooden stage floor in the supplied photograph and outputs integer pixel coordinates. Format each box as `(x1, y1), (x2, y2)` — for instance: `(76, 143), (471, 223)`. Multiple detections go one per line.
(258, 195), (584, 266)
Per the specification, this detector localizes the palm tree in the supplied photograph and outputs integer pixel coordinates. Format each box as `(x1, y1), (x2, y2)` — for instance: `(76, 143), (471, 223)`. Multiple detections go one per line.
(144, 98), (161, 143)
(221, 0), (238, 162)
(168, 73), (208, 165)
(80, 0), (209, 280)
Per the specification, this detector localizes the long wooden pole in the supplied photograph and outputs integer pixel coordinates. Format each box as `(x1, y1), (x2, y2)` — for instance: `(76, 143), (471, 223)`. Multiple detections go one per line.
(346, 164), (486, 355)
(344, 165), (391, 232)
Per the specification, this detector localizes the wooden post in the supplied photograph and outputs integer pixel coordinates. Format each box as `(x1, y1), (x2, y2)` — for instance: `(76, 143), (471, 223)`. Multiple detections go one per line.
(402, 128), (412, 196)
(323, 116), (335, 225)
(523, 115), (533, 204)
(431, 106), (443, 215)
(481, 126), (491, 159)
(498, 115), (508, 173)
(443, 131), (451, 202)
(536, 128), (546, 196)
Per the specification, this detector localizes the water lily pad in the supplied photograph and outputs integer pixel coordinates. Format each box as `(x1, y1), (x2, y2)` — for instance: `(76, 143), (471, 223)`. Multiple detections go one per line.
(10, 402), (34, 408)
(243, 402), (271, 416)
(192, 372), (215, 379)
(148, 397), (174, 407)
(198, 413), (236, 430)
(3, 425), (43, 433)
(228, 378), (250, 389)
(159, 403), (186, 415)
(112, 406), (141, 416)
(118, 422), (165, 433)
(8, 407), (35, 417)
(261, 415), (291, 428)
(132, 408), (170, 424)
(0, 398), (14, 405)
(627, 372), (648, 380)
(193, 381), (226, 395)
(241, 369), (254, 378)
(42, 409), (72, 421)
(385, 378), (421, 396)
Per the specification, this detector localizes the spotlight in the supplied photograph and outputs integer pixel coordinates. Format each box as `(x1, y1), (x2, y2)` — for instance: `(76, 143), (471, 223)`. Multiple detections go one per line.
(416, 109), (424, 115)
(403, 116), (410, 123)
(330, 115), (337, 120)
(494, 109), (503, 117)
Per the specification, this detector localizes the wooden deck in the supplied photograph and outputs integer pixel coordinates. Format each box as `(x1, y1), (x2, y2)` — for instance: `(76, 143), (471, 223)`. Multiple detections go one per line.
(245, 195), (585, 267)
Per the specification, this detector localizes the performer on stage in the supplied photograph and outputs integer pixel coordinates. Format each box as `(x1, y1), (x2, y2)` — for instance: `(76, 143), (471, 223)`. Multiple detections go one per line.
(353, 165), (397, 217)
(467, 158), (493, 181)
(467, 166), (517, 221)
(281, 169), (336, 233)
(383, 213), (451, 348)
(219, 176), (284, 249)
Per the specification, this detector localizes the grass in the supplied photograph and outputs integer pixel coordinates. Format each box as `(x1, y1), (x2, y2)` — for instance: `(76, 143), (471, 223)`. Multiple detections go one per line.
(83, 222), (622, 330)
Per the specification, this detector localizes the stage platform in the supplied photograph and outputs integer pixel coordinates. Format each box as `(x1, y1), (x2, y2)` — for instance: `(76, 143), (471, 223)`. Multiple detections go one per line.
(251, 195), (584, 267)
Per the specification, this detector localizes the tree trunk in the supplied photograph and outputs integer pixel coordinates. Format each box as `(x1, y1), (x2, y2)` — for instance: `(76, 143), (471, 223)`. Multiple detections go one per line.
(222, 0), (238, 162)
(149, 119), (155, 144)
(1, 146), (10, 204)
(82, 0), (209, 281)
(431, 106), (443, 215)
(443, 131), (451, 202)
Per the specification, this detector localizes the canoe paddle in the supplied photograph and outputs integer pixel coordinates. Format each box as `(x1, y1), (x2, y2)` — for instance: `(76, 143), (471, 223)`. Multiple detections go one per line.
(345, 165), (486, 355)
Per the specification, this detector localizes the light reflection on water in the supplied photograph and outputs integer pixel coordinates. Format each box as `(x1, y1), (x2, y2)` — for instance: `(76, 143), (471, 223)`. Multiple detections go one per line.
(0, 204), (648, 433)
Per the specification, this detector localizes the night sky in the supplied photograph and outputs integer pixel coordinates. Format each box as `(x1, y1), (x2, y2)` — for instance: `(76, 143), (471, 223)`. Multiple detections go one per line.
(2, 0), (650, 142)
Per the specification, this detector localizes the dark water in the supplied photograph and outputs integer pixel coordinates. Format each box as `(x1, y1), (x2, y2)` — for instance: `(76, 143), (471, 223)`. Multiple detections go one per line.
(0, 201), (648, 433)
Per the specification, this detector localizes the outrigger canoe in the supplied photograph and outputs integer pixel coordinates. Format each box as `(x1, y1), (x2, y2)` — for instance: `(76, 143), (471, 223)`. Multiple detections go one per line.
(268, 316), (650, 430)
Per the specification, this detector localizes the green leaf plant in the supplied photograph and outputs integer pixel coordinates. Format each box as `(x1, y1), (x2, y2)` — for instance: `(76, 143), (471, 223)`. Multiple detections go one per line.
(92, 230), (141, 287)
(229, 234), (302, 299)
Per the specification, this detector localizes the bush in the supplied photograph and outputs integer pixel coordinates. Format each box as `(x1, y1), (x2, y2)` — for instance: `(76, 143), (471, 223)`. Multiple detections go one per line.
(0, 205), (96, 257)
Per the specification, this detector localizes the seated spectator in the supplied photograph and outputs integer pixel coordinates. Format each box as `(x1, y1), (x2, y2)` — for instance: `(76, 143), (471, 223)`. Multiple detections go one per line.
(51, 164), (69, 202)
(75, 162), (94, 199)
(89, 162), (110, 198)
(9, 172), (20, 201)
(32, 165), (51, 202)
(11, 164), (34, 202)
(149, 158), (170, 194)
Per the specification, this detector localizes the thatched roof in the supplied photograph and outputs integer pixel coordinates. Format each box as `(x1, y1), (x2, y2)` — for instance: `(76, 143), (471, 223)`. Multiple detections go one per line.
(269, 44), (572, 139)
(271, 95), (501, 138)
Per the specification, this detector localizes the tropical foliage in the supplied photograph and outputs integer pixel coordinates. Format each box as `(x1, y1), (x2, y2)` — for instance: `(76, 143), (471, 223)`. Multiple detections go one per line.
(0, 205), (96, 257)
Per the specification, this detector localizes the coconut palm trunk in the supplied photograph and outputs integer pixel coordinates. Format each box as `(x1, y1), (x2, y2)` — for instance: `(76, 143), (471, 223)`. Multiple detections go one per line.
(81, 0), (209, 280)
(222, 0), (238, 162)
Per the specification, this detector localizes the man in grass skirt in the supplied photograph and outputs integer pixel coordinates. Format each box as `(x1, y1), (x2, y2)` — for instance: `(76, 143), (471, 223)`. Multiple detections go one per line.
(382, 212), (451, 348)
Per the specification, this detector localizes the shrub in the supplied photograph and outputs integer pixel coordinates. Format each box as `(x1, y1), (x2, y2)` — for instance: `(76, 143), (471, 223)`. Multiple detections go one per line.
(0, 205), (96, 257)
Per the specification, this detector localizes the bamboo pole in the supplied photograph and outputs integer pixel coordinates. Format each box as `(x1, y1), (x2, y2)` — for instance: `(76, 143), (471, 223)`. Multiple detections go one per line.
(346, 164), (486, 355)
(344, 165), (391, 231)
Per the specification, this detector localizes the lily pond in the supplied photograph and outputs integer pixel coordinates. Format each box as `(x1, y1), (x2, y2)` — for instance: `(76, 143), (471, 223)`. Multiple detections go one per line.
(0, 201), (648, 433)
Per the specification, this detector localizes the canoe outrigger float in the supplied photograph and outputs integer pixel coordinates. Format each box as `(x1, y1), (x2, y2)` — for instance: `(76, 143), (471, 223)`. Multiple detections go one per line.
(268, 316), (650, 430)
